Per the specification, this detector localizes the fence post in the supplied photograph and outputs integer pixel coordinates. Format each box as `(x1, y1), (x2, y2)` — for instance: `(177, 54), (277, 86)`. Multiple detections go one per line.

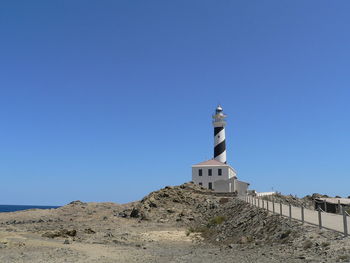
(262, 200), (264, 209)
(272, 197), (275, 213)
(343, 207), (348, 237)
(324, 200), (327, 212)
(301, 206), (304, 224)
(289, 204), (292, 222)
(258, 198), (260, 208)
(318, 207), (322, 229)
(280, 202), (282, 216)
(267, 199), (269, 211)
(338, 200), (341, 214)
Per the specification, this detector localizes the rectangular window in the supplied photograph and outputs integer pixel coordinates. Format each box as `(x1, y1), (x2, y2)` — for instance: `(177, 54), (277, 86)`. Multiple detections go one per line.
(218, 169), (222, 176)
(199, 182), (202, 186)
(208, 182), (212, 190)
(208, 169), (212, 176)
(198, 169), (202, 176)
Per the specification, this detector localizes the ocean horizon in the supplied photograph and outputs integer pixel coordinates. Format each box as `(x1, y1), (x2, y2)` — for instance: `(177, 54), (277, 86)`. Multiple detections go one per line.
(0, 205), (60, 213)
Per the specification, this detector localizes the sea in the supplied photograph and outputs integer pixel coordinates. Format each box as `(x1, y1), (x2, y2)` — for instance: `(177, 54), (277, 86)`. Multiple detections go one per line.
(0, 205), (59, 213)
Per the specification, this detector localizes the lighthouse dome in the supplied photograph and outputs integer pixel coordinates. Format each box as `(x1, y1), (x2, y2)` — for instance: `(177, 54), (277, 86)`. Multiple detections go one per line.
(216, 105), (223, 113)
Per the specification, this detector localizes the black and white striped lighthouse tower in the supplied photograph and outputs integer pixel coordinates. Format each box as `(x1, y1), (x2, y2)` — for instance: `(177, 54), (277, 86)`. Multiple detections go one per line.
(212, 105), (227, 163)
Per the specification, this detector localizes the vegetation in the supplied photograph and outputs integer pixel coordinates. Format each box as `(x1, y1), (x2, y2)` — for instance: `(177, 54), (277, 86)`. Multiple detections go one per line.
(186, 215), (226, 237)
(207, 215), (226, 227)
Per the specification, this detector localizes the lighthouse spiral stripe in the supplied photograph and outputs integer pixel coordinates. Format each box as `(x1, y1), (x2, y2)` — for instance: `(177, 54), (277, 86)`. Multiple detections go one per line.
(214, 127), (227, 163)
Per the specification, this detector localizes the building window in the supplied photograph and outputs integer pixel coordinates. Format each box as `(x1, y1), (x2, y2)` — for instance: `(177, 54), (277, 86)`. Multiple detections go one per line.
(199, 182), (202, 186)
(198, 169), (202, 176)
(208, 182), (212, 190)
(208, 169), (212, 176)
(218, 169), (222, 176)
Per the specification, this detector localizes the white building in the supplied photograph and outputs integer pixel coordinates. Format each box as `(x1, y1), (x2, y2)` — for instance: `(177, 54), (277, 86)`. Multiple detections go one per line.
(192, 159), (249, 195)
(191, 105), (249, 195)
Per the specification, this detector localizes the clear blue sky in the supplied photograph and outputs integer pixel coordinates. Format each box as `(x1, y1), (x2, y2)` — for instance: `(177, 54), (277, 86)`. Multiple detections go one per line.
(1, 1), (350, 205)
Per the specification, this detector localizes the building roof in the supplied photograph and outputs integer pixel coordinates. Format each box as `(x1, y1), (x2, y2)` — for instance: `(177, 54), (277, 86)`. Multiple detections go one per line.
(315, 197), (350, 205)
(193, 159), (228, 166)
(192, 159), (236, 172)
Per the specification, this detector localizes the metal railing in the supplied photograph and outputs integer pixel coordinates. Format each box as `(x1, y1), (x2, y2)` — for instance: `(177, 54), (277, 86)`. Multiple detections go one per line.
(240, 195), (349, 237)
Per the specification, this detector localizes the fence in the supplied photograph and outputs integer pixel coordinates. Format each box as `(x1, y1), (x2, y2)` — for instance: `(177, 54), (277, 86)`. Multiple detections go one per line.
(239, 195), (350, 237)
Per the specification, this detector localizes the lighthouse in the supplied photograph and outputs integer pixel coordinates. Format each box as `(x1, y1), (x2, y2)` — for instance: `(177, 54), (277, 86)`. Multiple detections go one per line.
(212, 105), (227, 164)
(191, 105), (249, 194)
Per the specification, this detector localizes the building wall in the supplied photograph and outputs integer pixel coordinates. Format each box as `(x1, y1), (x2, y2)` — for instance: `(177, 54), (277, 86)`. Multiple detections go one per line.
(213, 179), (230, 192)
(228, 168), (236, 179)
(192, 166), (230, 190)
(214, 178), (236, 193)
(256, 192), (276, 197)
(234, 180), (249, 196)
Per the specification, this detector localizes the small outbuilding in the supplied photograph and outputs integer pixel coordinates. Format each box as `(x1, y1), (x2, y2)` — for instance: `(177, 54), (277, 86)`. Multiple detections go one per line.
(314, 198), (350, 214)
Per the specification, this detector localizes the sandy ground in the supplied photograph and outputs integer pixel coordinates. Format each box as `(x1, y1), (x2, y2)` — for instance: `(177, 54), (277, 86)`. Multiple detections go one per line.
(1, 185), (350, 263)
(0, 220), (325, 263)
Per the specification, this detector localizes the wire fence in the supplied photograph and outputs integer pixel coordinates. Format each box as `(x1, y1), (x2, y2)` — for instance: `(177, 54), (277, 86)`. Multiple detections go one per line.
(239, 195), (349, 237)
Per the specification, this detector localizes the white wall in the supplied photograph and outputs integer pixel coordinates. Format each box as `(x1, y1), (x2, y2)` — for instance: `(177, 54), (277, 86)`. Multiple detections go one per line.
(192, 166), (230, 190)
(234, 180), (249, 196)
(214, 179), (230, 192)
(214, 177), (236, 193)
(256, 192), (276, 197)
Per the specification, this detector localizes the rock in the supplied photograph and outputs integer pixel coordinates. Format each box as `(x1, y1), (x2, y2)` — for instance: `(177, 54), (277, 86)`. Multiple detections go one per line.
(42, 229), (76, 238)
(149, 201), (157, 208)
(63, 239), (70, 244)
(84, 228), (95, 234)
(219, 198), (229, 204)
(239, 236), (250, 244)
(65, 230), (77, 237)
(117, 212), (128, 218)
(228, 244), (236, 249)
(130, 208), (140, 218)
(279, 230), (291, 239)
(104, 232), (114, 238)
(302, 240), (313, 250)
(68, 200), (87, 206)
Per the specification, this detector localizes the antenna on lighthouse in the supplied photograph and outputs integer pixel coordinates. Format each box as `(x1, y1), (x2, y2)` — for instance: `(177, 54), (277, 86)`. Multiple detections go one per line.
(212, 105), (227, 164)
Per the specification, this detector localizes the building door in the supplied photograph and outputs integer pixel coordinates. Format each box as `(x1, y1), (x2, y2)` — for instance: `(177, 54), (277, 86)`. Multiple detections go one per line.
(208, 182), (212, 190)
